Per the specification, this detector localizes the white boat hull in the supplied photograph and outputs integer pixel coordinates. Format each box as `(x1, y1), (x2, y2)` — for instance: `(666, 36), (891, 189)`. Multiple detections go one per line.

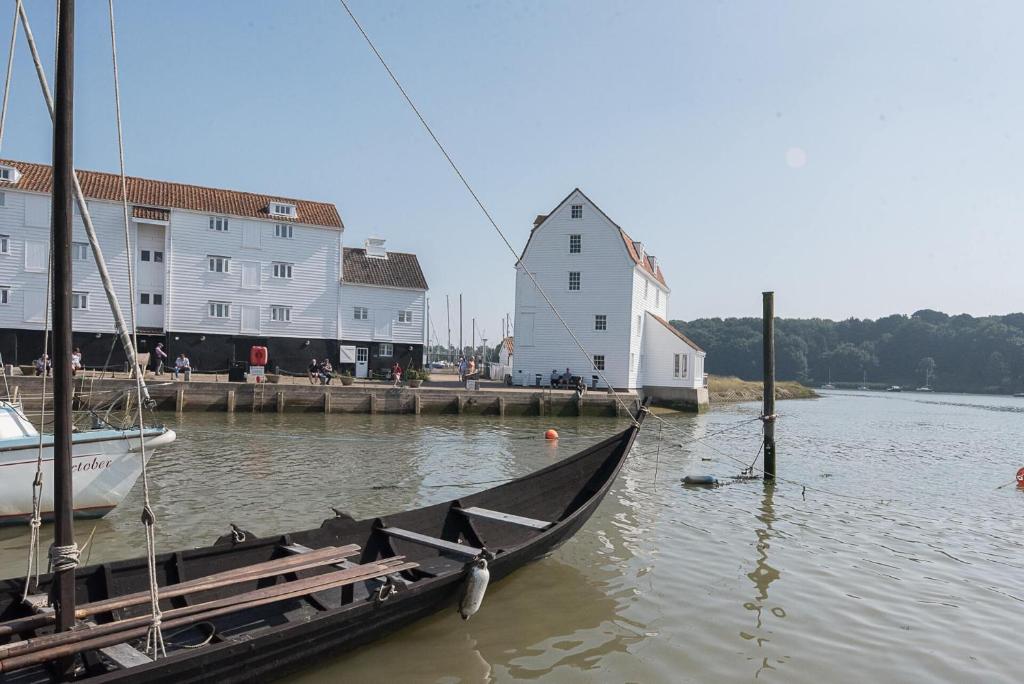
(0, 428), (176, 523)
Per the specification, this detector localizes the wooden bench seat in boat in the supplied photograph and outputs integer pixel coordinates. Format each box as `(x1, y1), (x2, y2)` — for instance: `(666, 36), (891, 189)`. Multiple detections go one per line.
(454, 506), (552, 530)
(379, 528), (481, 558)
(279, 543), (412, 594)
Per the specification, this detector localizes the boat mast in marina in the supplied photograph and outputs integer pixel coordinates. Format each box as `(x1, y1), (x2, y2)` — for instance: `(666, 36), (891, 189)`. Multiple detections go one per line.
(49, 0), (77, 668)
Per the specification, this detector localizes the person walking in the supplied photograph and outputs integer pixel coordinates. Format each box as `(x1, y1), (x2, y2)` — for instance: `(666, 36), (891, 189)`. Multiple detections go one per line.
(458, 356), (468, 382)
(153, 342), (168, 375)
(392, 361), (403, 387)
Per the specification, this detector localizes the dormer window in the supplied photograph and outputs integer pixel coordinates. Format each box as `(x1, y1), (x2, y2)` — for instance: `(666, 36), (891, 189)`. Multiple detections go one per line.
(268, 201), (297, 218)
(0, 165), (21, 183)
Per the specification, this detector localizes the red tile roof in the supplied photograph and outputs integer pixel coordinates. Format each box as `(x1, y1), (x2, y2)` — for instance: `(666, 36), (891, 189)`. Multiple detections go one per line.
(500, 336), (514, 354)
(619, 229), (666, 286)
(342, 248), (428, 290)
(649, 313), (704, 352)
(0, 158), (343, 228)
(132, 206), (170, 222)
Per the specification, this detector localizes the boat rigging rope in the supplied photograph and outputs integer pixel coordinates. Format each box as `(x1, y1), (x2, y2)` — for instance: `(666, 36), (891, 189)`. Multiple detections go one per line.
(336, 0), (640, 425)
(107, 0), (165, 658)
(0, 0), (16, 152)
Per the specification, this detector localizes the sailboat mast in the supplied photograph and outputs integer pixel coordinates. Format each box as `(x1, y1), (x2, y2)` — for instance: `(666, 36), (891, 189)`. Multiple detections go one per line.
(50, 0), (77, 642)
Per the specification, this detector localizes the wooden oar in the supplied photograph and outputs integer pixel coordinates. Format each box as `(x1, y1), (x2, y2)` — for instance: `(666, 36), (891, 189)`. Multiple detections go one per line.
(0, 557), (409, 661)
(0, 560), (418, 673)
(0, 544), (360, 638)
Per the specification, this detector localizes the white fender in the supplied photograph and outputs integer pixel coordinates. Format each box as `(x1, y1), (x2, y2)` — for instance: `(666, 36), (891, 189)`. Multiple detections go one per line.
(458, 558), (490, 620)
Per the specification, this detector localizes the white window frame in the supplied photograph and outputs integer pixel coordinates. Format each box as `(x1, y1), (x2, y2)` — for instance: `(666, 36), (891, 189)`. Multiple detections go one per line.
(592, 354), (605, 371)
(0, 285), (9, 305)
(272, 262), (293, 279)
(398, 309), (413, 323)
(568, 271), (580, 291)
(271, 305), (291, 322)
(153, 293), (163, 306)
(594, 314), (607, 331)
(269, 202), (296, 218)
(356, 347), (369, 363)
(274, 223), (293, 239)
(656, 289), (660, 306)
(140, 293), (150, 305)
(0, 234), (9, 254)
(644, 280), (649, 298)
(72, 242), (89, 261)
(209, 216), (230, 232)
(569, 234), (581, 253)
(571, 204), (583, 219)
(378, 343), (393, 357)
(71, 291), (88, 310)
(674, 353), (687, 378)
(636, 314), (642, 336)
(0, 165), (20, 182)
(208, 255), (231, 273)
(208, 301), (231, 319)
(353, 306), (368, 320)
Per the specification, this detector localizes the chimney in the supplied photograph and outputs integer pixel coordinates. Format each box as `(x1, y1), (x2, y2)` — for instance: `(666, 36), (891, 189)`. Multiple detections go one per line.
(632, 241), (645, 262)
(364, 236), (387, 259)
(533, 214), (547, 228)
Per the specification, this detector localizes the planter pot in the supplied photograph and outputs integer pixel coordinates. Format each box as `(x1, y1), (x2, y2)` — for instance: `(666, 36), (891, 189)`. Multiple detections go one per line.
(408, 379), (422, 388)
(19, 365), (35, 376)
(339, 376), (354, 386)
(265, 374), (281, 384)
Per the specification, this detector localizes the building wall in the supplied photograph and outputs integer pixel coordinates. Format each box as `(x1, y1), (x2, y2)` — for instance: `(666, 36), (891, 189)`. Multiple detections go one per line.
(628, 269), (670, 388)
(641, 313), (705, 389)
(513, 191), (636, 389)
(340, 283), (426, 346)
(165, 208), (342, 340)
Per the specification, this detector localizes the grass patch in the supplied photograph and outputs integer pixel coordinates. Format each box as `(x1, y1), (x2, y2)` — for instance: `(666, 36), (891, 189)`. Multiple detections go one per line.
(709, 375), (817, 403)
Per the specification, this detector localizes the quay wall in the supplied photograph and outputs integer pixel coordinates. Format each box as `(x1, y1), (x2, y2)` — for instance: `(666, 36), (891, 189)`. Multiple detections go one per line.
(4, 377), (639, 418)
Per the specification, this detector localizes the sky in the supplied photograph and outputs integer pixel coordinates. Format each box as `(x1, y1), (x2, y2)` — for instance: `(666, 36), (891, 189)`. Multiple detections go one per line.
(2, 1), (1022, 343)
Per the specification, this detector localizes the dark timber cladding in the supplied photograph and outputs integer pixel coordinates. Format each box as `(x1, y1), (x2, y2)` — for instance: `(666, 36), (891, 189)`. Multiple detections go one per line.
(50, 0), (77, 671)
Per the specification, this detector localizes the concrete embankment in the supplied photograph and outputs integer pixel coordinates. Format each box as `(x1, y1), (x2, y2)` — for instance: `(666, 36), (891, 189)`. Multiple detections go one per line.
(5, 376), (639, 418)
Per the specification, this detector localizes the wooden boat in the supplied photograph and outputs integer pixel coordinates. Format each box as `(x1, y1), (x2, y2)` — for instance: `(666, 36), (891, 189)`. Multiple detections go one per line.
(0, 410), (646, 681)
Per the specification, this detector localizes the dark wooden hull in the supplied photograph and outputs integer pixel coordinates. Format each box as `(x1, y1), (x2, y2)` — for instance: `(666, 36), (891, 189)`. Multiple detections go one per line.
(0, 411), (645, 683)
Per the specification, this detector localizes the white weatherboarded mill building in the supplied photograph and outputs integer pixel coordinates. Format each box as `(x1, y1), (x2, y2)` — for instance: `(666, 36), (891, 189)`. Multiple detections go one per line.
(512, 189), (708, 410)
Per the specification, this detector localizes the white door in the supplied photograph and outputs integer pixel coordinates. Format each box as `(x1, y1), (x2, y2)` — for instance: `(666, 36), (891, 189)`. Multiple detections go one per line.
(355, 347), (368, 378)
(136, 226), (166, 329)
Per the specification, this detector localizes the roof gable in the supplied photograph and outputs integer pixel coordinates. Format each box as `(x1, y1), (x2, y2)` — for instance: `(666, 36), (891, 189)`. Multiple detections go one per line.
(0, 158), (343, 229)
(342, 248), (428, 290)
(649, 313), (704, 352)
(521, 188), (667, 286)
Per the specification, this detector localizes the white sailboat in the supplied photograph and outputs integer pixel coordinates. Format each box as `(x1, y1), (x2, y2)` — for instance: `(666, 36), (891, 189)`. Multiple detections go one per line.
(821, 369), (835, 390)
(0, 402), (174, 523)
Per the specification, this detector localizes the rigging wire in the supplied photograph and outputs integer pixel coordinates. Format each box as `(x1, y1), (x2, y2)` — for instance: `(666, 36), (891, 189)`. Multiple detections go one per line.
(0, 0), (16, 153)
(336, 0), (640, 422)
(107, 0), (165, 658)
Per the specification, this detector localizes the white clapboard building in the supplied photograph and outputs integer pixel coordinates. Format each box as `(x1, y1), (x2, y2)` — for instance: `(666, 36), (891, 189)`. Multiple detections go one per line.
(0, 159), (427, 374)
(512, 189), (708, 409)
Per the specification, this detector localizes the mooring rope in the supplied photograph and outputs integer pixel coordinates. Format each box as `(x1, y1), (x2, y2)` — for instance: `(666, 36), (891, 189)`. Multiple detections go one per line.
(0, 0), (17, 152)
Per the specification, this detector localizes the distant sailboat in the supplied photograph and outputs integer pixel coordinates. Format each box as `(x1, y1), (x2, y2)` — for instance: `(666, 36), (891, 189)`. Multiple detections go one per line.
(917, 367), (934, 392)
(821, 369), (835, 390)
(857, 370), (868, 391)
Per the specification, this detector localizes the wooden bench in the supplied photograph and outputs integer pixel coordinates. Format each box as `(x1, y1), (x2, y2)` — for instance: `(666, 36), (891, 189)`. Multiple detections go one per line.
(455, 506), (552, 531)
(280, 543), (411, 590)
(379, 528), (481, 558)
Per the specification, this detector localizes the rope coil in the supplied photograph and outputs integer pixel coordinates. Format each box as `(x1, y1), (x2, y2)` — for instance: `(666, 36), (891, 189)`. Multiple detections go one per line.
(48, 544), (80, 573)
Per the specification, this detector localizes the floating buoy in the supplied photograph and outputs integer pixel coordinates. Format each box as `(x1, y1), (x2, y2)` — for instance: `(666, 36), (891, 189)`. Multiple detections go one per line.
(1017, 467), (1024, 487)
(682, 474), (718, 486)
(545, 429), (558, 440)
(458, 558), (490, 620)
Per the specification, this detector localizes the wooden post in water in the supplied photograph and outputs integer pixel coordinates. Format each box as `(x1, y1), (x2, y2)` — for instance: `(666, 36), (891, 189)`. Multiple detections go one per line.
(762, 291), (776, 481)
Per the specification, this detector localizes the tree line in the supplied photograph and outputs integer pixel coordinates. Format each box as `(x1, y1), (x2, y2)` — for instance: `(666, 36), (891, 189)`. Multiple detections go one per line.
(673, 310), (1024, 394)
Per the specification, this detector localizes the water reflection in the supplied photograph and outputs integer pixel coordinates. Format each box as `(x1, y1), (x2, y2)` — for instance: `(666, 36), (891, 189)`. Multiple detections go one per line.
(741, 482), (785, 679)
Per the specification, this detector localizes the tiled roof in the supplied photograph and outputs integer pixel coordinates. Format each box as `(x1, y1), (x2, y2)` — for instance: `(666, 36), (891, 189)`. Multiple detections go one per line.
(523, 188), (667, 286)
(132, 206), (170, 222)
(342, 248), (428, 290)
(649, 313), (704, 352)
(501, 336), (514, 354)
(0, 158), (342, 228)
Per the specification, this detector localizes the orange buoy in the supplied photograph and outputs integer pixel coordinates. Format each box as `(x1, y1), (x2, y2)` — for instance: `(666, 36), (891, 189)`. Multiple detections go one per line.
(545, 429), (558, 440)
(1017, 467), (1024, 487)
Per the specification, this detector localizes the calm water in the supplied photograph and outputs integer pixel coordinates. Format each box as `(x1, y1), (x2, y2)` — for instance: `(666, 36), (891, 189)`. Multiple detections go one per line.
(1, 391), (1022, 683)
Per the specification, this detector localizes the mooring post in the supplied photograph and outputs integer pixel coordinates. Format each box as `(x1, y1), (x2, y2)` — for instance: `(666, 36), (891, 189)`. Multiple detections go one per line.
(175, 388), (184, 413)
(324, 389), (332, 414)
(413, 393), (422, 415)
(497, 396), (505, 417)
(226, 390), (236, 413)
(762, 291), (776, 481)
(276, 391), (285, 413)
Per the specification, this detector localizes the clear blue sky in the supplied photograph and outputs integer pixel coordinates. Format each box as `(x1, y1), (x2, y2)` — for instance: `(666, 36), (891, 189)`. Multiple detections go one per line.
(3, 1), (1021, 343)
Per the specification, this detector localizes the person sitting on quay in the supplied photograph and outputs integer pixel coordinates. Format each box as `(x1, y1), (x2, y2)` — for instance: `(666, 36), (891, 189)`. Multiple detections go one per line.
(550, 369), (560, 388)
(174, 353), (191, 381)
(392, 361), (403, 387)
(71, 348), (82, 377)
(34, 354), (51, 377)
(307, 358), (319, 385)
(319, 359), (334, 385)
(561, 367), (573, 388)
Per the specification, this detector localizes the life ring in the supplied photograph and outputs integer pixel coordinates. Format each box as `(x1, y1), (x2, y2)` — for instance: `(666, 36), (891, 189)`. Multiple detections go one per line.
(1016, 467), (1024, 487)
